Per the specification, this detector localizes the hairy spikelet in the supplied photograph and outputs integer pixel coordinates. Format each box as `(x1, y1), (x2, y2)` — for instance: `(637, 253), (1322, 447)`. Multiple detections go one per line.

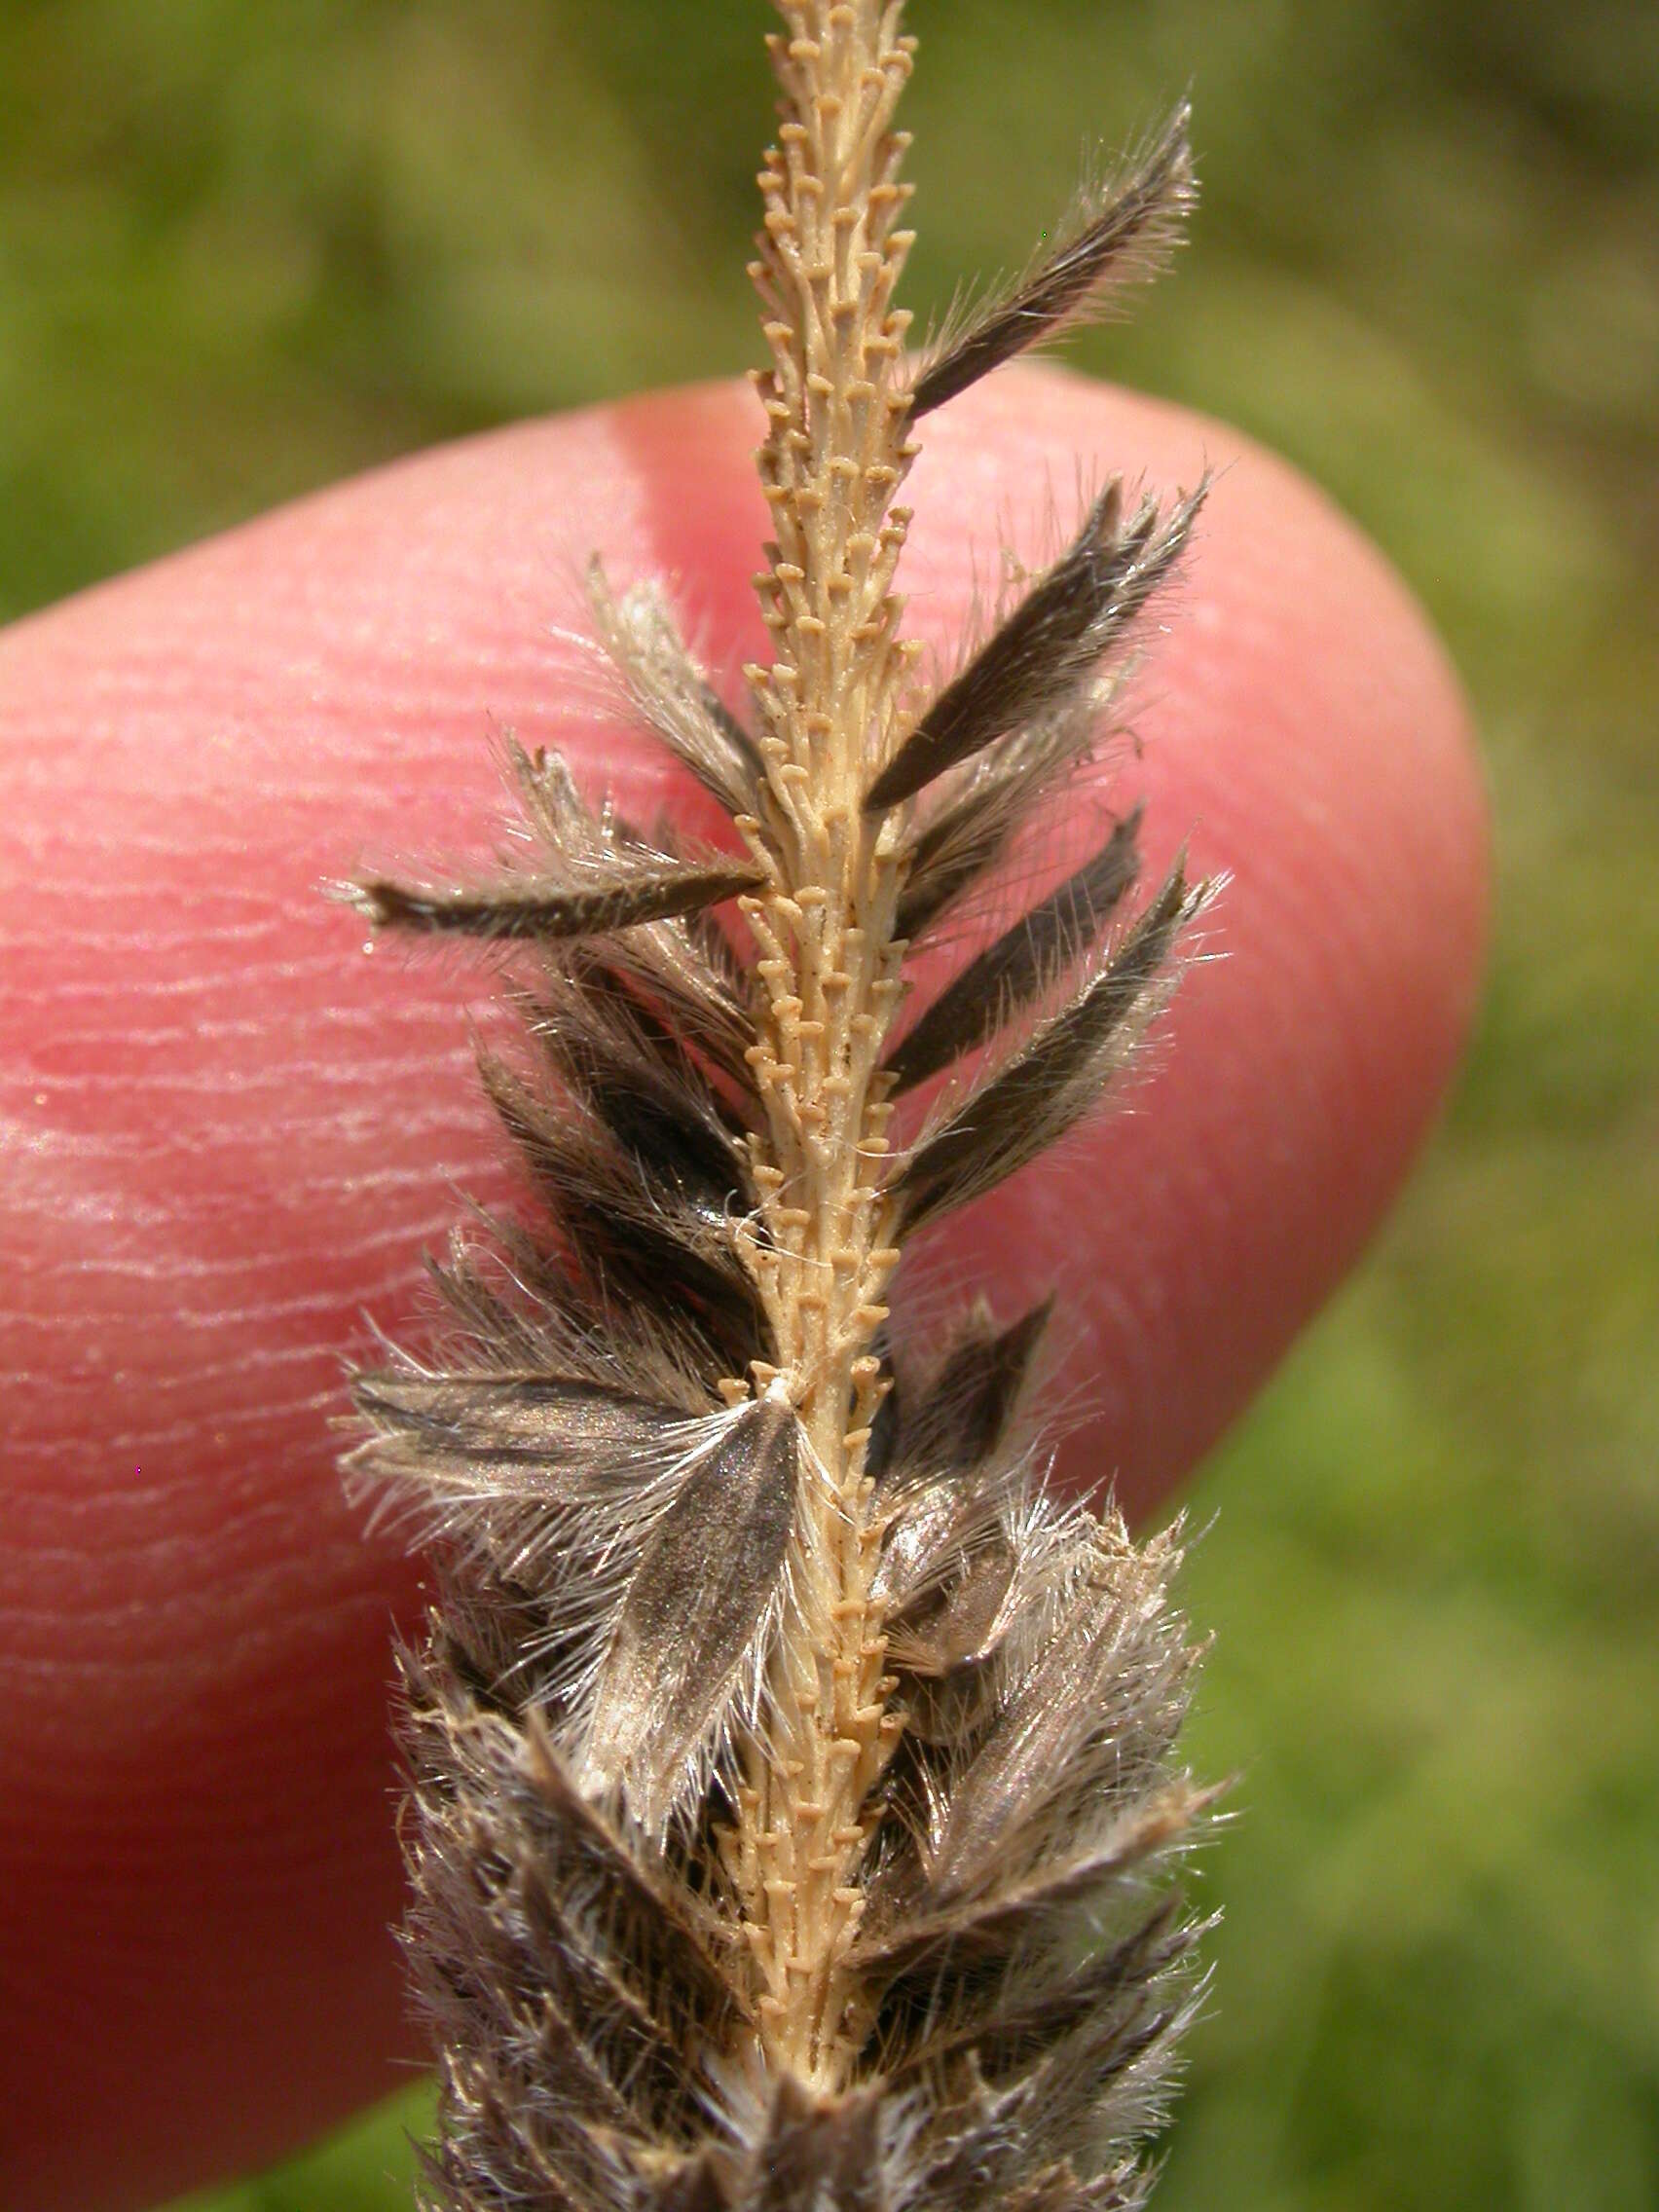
(909, 102), (1196, 418)
(342, 8), (1217, 2207)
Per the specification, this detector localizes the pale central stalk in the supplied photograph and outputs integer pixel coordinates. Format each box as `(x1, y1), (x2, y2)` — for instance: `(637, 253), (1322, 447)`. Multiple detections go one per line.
(729, 0), (920, 2083)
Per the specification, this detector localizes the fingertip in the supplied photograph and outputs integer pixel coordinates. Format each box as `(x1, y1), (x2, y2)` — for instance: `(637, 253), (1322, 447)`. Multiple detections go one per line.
(0, 369), (1486, 2202)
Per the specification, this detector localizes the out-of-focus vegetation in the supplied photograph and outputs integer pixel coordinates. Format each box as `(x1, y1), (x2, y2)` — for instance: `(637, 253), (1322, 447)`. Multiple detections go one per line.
(5, 1), (1650, 2206)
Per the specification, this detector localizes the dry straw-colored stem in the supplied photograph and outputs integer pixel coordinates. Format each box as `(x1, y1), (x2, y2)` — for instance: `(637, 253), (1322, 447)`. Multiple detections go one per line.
(734, 0), (920, 2080)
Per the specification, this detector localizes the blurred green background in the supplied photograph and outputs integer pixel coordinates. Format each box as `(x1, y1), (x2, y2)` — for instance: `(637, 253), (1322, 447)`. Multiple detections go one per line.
(4, 1), (1653, 2206)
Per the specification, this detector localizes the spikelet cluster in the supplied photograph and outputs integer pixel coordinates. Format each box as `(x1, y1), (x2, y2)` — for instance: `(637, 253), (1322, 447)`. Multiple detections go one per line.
(344, 6), (1217, 2206)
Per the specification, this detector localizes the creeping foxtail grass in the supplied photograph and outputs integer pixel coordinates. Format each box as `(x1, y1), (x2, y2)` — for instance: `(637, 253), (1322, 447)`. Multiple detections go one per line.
(343, 7), (1218, 2204)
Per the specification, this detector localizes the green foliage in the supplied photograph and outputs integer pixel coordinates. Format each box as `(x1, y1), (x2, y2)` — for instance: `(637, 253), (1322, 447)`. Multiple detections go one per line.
(20, 2), (1645, 2206)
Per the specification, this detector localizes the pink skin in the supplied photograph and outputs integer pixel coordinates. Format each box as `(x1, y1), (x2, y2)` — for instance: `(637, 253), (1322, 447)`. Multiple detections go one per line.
(0, 367), (1487, 2210)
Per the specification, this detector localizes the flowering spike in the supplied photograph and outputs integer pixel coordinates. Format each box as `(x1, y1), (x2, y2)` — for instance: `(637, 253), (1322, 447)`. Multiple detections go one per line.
(344, 8), (1217, 2205)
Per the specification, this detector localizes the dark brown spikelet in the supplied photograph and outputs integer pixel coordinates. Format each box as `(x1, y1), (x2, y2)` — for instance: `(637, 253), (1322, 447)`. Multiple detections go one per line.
(346, 860), (765, 941)
(908, 101), (1196, 419)
(341, 8), (1218, 2207)
(865, 481), (1206, 814)
(882, 806), (1143, 1092)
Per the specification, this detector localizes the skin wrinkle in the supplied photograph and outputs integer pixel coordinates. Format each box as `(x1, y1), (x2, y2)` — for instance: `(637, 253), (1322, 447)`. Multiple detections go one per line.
(0, 369), (1484, 2211)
